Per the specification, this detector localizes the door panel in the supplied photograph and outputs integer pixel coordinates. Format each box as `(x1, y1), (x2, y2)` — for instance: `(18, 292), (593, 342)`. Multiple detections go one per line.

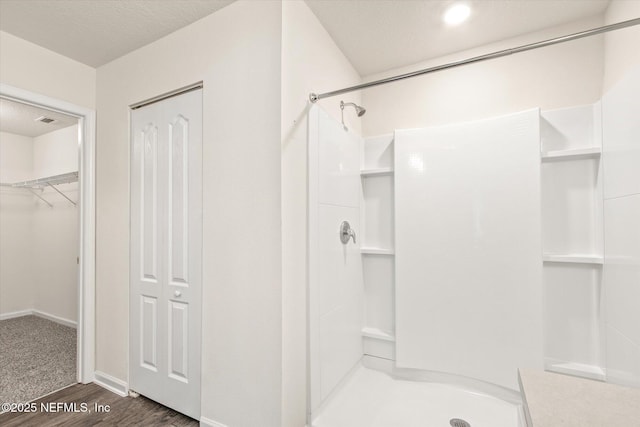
(130, 89), (202, 419)
(142, 124), (158, 281)
(169, 115), (189, 285)
(141, 296), (158, 371)
(168, 301), (189, 381)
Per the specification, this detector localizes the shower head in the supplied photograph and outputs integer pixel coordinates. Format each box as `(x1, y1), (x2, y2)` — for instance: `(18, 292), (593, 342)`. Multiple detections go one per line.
(340, 100), (366, 131)
(340, 101), (366, 117)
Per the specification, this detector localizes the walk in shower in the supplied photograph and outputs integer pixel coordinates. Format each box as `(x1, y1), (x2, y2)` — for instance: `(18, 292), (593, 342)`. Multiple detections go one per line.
(306, 16), (640, 427)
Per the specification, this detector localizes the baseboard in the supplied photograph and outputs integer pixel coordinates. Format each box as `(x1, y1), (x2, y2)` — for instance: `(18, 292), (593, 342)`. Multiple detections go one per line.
(0, 309), (33, 321)
(33, 309), (77, 329)
(94, 371), (128, 397)
(200, 416), (229, 427)
(0, 308), (77, 328)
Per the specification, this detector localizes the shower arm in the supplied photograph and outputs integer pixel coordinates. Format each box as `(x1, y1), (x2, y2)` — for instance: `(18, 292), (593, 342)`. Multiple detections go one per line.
(309, 17), (640, 103)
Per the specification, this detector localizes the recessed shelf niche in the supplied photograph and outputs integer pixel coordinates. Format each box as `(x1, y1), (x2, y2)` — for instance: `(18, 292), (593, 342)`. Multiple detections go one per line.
(540, 103), (605, 381)
(360, 134), (395, 362)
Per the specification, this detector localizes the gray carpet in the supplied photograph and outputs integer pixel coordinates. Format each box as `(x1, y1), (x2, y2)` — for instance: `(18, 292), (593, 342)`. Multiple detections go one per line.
(0, 315), (76, 404)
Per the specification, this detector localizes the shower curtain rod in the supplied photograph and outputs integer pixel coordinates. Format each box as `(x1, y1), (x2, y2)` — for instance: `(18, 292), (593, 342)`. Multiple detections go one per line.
(309, 17), (640, 102)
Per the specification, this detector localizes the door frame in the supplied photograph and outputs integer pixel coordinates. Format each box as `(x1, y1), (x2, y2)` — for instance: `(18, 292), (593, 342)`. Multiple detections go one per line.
(0, 83), (96, 383)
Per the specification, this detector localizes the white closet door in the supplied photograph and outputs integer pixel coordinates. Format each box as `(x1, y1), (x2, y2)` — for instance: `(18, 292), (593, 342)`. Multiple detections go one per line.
(130, 89), (202, 419)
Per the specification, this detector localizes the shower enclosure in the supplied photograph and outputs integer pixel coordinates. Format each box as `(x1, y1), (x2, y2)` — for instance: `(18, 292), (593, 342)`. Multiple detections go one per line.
(306, 68), (640, 427)
(307, 104), (543, 426)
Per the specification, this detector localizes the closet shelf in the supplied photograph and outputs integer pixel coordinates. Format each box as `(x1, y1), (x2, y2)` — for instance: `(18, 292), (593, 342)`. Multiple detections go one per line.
(361, 167), (394, 177)
(542, 253), (603, 265)
(541, 147), (601, 161)
(0, 171), (78, 207)
(362, 327), (395, 342)
(7, 171), (78, 188)
(361, 247), (395, 255)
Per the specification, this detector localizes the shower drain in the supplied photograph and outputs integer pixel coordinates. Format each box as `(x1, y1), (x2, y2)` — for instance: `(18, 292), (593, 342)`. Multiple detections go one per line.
(449, 419), (471, 427)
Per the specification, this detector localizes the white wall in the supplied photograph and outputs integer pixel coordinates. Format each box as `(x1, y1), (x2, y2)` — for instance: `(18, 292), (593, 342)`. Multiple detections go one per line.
(361, 16), (604, 136)
(0, 31), (95, 109)
(32, 125), (79, 323)
(603, 1), (640, 91)
(33, 126), (78, 176)
(0, 126), (78, 323)
(601, 0), (640, 388)
(281, 2), (362, 425)
(0, 132), (33, 182)
(0, 32), (92, 320)
(96, 1), (282, 425)
(0, 131), (35, 315)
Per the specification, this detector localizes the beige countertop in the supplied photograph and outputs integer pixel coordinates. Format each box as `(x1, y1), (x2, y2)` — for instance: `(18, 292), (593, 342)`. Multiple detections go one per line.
(518, 369), (640, 427)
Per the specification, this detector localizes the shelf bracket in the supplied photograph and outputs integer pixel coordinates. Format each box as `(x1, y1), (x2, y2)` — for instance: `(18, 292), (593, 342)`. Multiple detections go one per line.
(27, 188), (53, 208)
(47, 183), (77, 207)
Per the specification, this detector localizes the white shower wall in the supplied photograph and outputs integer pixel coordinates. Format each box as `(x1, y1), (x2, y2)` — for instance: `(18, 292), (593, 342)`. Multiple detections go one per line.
(602, 64), (640, 388)
(394, 110), (543, 391)
(359, 103), (614, 387)
(357, 100), (640, 395)
(308, 106), (364, 417)
(601, 0), (640, 389)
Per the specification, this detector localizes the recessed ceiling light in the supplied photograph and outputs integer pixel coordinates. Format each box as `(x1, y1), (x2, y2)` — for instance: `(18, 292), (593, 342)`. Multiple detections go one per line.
(443, 3), (471, 26)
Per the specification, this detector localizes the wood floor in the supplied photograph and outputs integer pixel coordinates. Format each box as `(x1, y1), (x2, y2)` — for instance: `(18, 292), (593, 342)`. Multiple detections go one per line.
(0, 383), (198, 426)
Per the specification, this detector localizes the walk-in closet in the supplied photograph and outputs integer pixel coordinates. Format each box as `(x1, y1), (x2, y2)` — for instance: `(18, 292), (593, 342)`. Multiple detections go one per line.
(0, 98), (79, 403)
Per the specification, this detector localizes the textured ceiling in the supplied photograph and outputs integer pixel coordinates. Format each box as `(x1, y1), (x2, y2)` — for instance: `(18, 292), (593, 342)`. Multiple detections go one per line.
(0, 98), (77, 137)
(0, 0), (611, 74)
(0, 0), (235, 67)
(305, 0), (611, 76)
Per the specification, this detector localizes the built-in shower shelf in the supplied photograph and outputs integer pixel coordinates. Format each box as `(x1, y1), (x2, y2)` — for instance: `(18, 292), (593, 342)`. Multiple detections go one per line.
(541, 147), (601, 161)
(542, 254), (603, 265)
(546, 362), (606, 381)
(361, 167), (394, 177)
(362, 327), (395, 342)
(361, 247), (395, 255)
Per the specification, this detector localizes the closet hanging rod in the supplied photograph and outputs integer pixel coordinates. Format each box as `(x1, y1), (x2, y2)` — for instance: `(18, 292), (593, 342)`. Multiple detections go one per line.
(309, 17), (640, 102)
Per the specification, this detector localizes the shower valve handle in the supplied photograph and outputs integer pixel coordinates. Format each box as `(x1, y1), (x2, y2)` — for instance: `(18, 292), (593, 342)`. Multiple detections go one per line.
(340, 221), (357, 245)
